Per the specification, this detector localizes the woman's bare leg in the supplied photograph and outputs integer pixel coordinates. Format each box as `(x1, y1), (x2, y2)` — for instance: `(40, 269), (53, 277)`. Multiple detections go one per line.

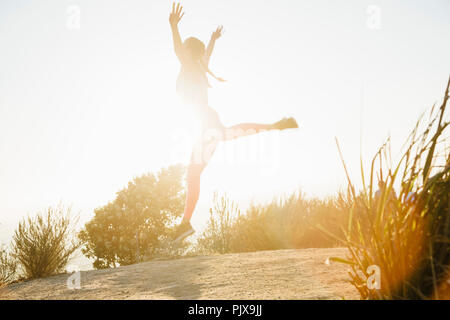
(180, 117), (298, 224)
(183, 123), (272, 221)
(182, 136), (220, 222)
(224, 123), (273, 141)
(182, 163), (204, 222)
(225, 117), (299, 141)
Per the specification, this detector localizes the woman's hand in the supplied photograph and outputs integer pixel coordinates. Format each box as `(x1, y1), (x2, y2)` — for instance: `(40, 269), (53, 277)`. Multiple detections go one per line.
(204, 26), (223, 66)
(211, 25), (223, 41)
(169, 3), (184, 27)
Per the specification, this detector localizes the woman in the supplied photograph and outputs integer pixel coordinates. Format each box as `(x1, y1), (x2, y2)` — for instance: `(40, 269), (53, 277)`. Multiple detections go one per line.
(170, 3), (298, 242)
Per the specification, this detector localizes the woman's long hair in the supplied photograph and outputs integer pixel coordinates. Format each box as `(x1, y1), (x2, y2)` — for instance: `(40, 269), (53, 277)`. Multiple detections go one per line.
(183, 37), (225, 85)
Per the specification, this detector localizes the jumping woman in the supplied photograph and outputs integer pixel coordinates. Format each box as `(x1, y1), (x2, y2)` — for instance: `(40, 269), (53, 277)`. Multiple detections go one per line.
(170, 3), (298, 242)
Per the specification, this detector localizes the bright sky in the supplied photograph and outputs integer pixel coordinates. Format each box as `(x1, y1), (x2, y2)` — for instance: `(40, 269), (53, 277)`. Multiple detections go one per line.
(1, 0), (449, 241)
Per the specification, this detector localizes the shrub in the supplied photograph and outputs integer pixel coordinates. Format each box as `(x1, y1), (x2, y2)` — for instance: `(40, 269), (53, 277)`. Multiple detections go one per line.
(333, 78), (450, 299)
(79, 165), (185, 269)
(197, 191), (349, 254)
(0, 246), (17, 286)
(233, 193), (349, 252)
(11, 205), (80, 279)
(196, 193), (239, 254)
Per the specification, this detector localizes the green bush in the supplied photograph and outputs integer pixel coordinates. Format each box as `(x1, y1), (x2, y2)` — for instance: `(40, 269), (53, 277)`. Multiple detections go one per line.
(11, 205), (80, 279)
(79, 165), (185, 269)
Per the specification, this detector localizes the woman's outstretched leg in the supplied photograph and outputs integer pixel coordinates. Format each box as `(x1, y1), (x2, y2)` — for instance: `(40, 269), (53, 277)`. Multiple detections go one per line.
(173, 117), (298, 242)
(225, 123), (272, 141)
(224, 117), (298, 141)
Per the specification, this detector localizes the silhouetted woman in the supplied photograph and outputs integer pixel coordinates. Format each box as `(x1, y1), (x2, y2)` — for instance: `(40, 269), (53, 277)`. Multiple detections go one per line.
(170, 3), (298, 242)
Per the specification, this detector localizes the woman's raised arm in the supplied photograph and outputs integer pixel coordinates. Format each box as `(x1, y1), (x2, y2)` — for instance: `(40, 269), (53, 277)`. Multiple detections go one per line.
(169, 3), (185, 62)
(204, 26), (223, 67)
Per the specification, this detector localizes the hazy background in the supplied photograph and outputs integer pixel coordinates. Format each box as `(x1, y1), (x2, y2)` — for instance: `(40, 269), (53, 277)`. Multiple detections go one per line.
(1, 0), (449, 248)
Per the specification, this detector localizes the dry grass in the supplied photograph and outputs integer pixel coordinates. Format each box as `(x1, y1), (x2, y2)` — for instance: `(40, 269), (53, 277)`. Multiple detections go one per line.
(12, 205), (80, 279)
(328, 78), (450, 299)
(0, 247), (17, 287)
(196, 191), (350, 254)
